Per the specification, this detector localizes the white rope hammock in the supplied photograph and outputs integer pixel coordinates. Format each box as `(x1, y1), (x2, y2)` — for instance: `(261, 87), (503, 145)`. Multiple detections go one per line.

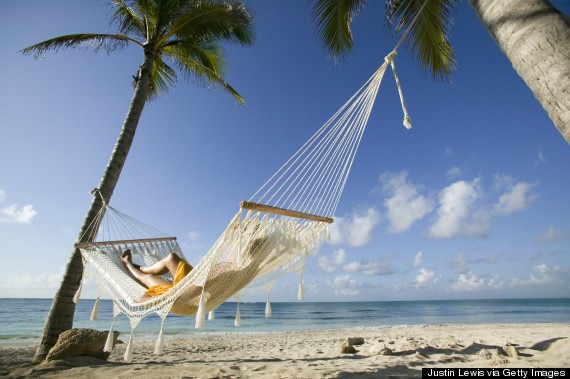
(75, 6), (424, 356)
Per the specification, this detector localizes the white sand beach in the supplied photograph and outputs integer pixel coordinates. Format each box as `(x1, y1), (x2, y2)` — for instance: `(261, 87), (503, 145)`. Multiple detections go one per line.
(3, 323), (569, 378)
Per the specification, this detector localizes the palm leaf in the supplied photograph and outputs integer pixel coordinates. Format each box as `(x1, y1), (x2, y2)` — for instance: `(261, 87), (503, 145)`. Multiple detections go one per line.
(312, 0), (369, 60)
(386, 0), (457, 82)
(165, 38), (224, 72)
(146, 55), (178, 100)
(159, 0), (254, 47)
(109, 0), (146, 39)
(21, 33), (139, 58)
(164, 43), (245, 105)
(151, 0), (183, 39)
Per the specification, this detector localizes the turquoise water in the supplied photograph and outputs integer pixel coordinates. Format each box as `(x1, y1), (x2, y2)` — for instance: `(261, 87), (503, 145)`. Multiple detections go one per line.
(1, 298), (569, 345)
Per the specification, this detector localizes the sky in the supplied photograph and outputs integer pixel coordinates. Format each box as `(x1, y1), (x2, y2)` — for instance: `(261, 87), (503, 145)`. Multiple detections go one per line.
(1, 0), (569, 303)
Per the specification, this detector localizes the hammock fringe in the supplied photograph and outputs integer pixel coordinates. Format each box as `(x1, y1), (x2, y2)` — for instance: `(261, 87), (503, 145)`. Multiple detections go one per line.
(103, 318), (115, 353)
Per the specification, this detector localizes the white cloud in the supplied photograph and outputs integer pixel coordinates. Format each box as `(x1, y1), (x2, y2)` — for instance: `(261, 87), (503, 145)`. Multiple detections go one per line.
(329, 274), (362, 296)
(538, 226), (570, 243)
(450, 253), (467, 270)
(342, 262), (360, 273)
(1, 204), (38, 224)
(342, 258), (395, 276)
(328, 208), (380, 247)
(451, 271), (504, 292)
(445, 166), (462, 180)
(318, 248), (347, 272)
(429, 177), (535, 239)
(414, 268), (438, 288)
(492, 174), (514, 191)
(464, 180), (536, 237)
(306, 279), (320, 295)
(0, 190), (37, 224)
(452, 272), (484, 292)
(510, 263), (565, 287)
(487, 275), (505, 289)
(0, 268), (64, 297)
(181, 230), (205, 251)
(379, 171), (434, 233)
(534, 147), (546, 165)
(412, 251), (423, 268)
(480, 251), (502, 264)
(429, 179), (480, 239)
(493, 182), (536, 216)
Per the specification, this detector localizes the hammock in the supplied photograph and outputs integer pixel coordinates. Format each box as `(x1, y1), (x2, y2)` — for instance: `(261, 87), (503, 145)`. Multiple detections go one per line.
(74, 41), (414, 360)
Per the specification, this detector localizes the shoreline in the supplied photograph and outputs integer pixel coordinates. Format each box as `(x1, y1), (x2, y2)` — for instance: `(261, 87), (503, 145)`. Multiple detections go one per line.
(1, 320), (565, 348)
(3, 323), (569, 377)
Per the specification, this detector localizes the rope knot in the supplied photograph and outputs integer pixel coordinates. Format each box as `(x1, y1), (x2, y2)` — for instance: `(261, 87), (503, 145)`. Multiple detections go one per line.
(89, 188), (109, 205)
(384, 50), (397, 64)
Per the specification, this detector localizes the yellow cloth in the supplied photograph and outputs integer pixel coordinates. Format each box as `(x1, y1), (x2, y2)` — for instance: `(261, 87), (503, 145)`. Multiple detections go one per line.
(144, 259), (193, 297)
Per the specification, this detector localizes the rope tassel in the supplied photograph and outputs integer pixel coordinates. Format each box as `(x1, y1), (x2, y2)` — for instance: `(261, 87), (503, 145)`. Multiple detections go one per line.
(154, 321), (165, 355)
(265, 295), (272, 318)
(298, 277), (304, 301)
(235, 303), (241, 327)
(72, 281), (82, 304)
(90, 297), (100, 321)
(103, 318), (116, 353)
(195, 289), (206, 329)
(124, 330), (134, 362)
(208, 310), (215, 320)
(390, 59), (412, 130)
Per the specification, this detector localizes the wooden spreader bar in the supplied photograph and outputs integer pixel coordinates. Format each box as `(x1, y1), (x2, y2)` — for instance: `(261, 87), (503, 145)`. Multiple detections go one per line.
(75, 236), (177, 249)
(240, 201), (334, 224)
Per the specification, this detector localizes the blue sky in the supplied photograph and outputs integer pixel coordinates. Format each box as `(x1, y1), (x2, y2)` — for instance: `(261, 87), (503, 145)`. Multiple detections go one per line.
(1, 0), (569, 302)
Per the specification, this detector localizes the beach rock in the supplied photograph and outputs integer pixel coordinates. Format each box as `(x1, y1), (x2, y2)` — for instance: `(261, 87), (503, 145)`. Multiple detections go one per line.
(369, 344), (382, 354)
(45, 328), (119, 361)
(347, 337), (364, 346)
(503, 343), (519, 358)
(369, 344), (393, 355)
(338, 342), (356, 354)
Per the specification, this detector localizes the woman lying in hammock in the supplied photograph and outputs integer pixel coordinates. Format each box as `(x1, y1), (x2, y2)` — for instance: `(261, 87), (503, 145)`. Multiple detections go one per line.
(121, 234), (276, 306)
(121, 249), (193, 303)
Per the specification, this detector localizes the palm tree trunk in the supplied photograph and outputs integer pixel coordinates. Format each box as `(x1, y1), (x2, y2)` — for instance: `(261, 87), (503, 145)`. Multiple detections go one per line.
(33, 53), (154, 362)
(468, 0), (570, 145)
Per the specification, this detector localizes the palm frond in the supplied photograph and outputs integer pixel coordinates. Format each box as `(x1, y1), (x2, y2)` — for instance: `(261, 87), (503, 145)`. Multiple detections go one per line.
(152, 0), (182, 38)
(164, 44), (245, 105)
(109, 0), (146, 39)
(312, 0), (369, 60)
(159, 0), (254, 48)
(21, 33), (139, 58)
(386, 0), (458, 82)
(145, 55), (178, 100)
(165, 38), (224, 73)
(129, 0), (153, 40)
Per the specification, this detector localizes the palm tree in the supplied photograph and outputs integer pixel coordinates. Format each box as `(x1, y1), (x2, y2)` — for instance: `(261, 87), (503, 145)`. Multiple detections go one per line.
(312, 0), (570, 145)
(22, 0), (254, 362)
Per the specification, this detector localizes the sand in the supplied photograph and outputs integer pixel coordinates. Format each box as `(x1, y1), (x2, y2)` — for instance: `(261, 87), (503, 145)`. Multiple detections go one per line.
(2, 323), (569, 378)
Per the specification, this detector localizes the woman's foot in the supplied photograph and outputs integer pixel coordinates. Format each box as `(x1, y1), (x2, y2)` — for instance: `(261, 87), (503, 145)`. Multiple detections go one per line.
(122, 249), (140, 270)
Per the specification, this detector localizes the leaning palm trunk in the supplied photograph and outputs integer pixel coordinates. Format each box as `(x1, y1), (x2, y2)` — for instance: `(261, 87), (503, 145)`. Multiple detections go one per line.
(469, 0), (570, 144)
(33, 54), (154, 362)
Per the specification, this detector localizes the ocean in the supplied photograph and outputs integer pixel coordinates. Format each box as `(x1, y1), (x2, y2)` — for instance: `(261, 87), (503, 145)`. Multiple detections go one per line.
(1, 298), (569, 346)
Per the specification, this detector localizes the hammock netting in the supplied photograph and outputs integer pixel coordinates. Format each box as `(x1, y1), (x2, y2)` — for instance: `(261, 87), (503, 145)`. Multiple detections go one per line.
(74, 47), (412, 361)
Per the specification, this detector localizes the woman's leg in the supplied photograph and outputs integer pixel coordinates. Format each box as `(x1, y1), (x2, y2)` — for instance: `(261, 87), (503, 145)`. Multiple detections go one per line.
(140, 252), (181, 277)
(121, 249), (172, 289)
